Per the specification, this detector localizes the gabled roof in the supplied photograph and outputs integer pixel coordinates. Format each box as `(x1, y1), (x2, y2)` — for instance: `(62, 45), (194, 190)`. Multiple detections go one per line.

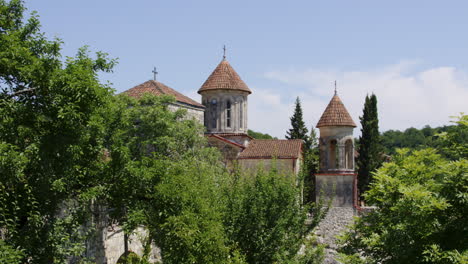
(198, 59), (251, 94)
(316, 93), (356, 128)
(122, 80), (204, 108)
(238, 139), (302, 159)
(207, 134), (246, 149)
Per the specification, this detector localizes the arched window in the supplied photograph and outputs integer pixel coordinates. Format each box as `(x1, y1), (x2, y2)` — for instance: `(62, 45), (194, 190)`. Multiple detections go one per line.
(226, 100), (231, 128)
(329, 140), (337, 169)
(345, 139), (353, 169)
(211, 99), (217, 129)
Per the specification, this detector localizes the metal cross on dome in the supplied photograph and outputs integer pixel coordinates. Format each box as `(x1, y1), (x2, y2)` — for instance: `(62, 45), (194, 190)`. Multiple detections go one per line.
(152, 67), (158, 81)
(223, 45), (226, 60)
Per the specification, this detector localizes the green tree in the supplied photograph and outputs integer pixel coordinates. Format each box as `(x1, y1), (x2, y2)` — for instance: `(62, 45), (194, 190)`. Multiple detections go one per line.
(339, 149), (468, 263)
(339, 116), (468, 263)
(102, 94), (238, 264)
(356, 94), (383, 200)
(436, 114), (468, 160)
(247, 129), (277, 139)
(286, 97), (310, 149)
(224, 166), (323, 264)
(302, 126), (319, 203)
(0, 0), (116, 262)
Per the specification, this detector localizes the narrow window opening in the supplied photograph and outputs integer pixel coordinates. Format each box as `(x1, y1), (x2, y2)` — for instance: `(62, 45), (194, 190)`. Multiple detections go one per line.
(329, 140), (337, 169)
(226, 100), (231, 128)
(211, 99), (217, 129)
(345, 139), (353, 169)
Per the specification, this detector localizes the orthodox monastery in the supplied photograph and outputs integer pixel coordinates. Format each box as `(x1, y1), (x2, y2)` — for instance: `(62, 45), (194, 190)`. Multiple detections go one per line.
(106, 54), (359, 264)
(123, 56), (304, 175)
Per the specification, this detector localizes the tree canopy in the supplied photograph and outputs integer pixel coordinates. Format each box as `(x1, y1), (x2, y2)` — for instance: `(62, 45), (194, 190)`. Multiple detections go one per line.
(339, 115), (468, 264)
(247, 129), (277, 139)
(0, 0), (116, 262)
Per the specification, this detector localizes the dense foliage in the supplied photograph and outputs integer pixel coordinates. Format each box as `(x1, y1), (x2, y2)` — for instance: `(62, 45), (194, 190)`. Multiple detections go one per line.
(224, 167), (323, 264)
(339, 115), (468, 264)
(381, 123), (467, 158)
(0, 3), (323, 264)
(302, 127), (319, 203)
(0, 0), (116, 262)
(103, 95), (323, 264)
(356, 94), (383, 200)
(247, 129), (277, 139)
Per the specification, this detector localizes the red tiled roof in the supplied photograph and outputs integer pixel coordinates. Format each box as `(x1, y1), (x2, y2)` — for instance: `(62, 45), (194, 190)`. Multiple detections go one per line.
(122, 80), (204, 108)
(198, 59), (251, 94)
(238, 139), (302, 159)
(316, 93), (356, 128)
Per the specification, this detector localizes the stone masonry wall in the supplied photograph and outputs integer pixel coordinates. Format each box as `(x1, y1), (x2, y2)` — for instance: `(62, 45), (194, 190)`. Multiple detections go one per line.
(314, 207), (356, 264)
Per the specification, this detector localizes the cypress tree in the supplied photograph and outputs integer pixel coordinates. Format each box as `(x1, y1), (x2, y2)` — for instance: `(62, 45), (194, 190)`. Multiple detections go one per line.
(303, 126), (320, 203)
(286, 97), (310, 148)
(357, 93), (383, 201)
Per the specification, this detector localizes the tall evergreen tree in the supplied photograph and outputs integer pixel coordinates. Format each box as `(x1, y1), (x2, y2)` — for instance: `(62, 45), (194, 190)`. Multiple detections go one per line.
(357, 93), (383, 201)
(303, 126), (320, 203)
(286, 97), (310, 148)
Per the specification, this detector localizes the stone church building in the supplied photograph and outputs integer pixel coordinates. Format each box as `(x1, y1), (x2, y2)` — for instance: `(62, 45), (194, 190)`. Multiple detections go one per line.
(94, 55), (358, 264)
(123, 57), (304, 176)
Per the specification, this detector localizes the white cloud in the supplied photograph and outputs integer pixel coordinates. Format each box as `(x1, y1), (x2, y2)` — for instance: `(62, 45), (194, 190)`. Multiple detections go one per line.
(248, 61), (468, 138)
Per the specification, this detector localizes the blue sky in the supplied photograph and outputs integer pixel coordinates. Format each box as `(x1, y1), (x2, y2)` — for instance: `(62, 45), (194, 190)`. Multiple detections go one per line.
(27, 0), (468, 138)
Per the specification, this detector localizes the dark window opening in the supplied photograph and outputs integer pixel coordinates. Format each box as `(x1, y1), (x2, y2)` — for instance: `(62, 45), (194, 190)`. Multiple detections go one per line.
(227, 100), (231, 127)
(211, 99), (217, 129)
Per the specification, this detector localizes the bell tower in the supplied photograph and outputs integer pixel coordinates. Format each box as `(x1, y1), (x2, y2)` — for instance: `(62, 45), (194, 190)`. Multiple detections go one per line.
(314, 90), (357, 207)
(198, 56), (251, 136)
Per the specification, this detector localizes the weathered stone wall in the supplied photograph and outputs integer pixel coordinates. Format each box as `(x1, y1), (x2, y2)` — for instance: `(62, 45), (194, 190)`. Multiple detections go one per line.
(167, 103), (204, 124)
(314, 207), (357, 264)
(315, 174), (355, 207)
(100, 226), (161, 264)
(84, 205), (161, 264)
(238, 158), (299, 175)
(207, 136), (243, 168)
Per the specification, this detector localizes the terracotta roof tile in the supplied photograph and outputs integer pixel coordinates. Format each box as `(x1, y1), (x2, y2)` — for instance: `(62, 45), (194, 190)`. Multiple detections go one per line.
(238, 139), (302, 159)
(198, 59), (251, 94)
(122, 80), (204, 108)
(316, 94), (356, 128)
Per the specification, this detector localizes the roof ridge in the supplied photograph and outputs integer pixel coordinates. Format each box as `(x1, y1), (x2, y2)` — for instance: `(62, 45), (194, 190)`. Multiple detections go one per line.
(316, 94), (356, 128)
(122, 80), (204, 108)
(198, 59), (251, 94)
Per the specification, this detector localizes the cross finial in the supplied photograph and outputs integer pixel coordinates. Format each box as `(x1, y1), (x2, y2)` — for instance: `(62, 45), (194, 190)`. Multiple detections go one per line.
(334, 80), (337, 95)
(223, 45), (226, 60)
(152, 67), (158, 81)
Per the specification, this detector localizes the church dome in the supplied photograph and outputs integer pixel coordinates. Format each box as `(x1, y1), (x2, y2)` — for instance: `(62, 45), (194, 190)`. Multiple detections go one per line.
(316, 93), (356, 128)
(198, 59), (251, 94)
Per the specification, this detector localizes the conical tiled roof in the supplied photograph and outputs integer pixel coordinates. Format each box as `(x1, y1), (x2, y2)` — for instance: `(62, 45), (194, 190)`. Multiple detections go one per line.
(316, 93), (356, 128)
(198, 59), (251, 94)
(122, 80), (204, 108)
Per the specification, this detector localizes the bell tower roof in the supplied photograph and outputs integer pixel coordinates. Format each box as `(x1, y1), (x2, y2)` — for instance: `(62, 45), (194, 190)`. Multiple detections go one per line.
(198, 59), (251, 94)
(316, 93), (356, 128)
